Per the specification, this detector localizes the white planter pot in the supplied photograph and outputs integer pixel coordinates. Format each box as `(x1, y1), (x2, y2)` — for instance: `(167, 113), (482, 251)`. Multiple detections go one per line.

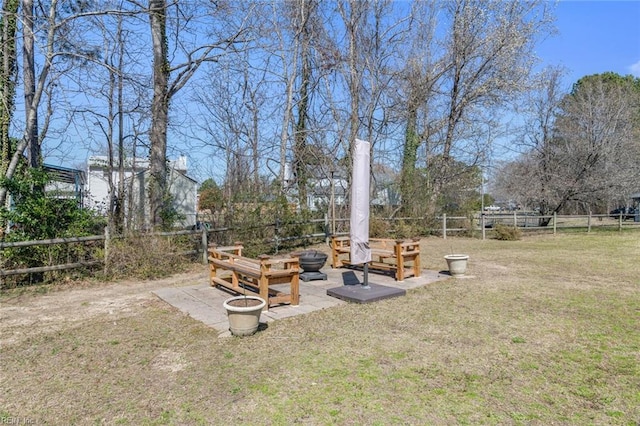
(444, 254), (469, 277)
(223, 296), (266, 336)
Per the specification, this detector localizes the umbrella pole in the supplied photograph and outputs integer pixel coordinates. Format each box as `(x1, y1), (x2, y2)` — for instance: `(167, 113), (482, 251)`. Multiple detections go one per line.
(362, 263), (371, 289)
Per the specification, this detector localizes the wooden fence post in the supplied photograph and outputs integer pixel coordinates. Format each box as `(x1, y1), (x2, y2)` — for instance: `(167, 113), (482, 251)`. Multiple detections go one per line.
(201, 226), (208, 264)
(442, 214), (447, 239)
(587, 210), (592, 233)
(619, 212), (623, 232)
(553, 212), (557, 235)
(325, 213), (329, 245)
(104, 226), (110, 276)
(481, 214), (486, 240)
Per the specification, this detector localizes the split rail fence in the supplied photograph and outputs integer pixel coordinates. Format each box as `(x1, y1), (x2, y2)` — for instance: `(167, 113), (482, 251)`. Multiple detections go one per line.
(0, 228), (208, 281)
(441, 211), (640, 240)
(2, 212), (638, 280)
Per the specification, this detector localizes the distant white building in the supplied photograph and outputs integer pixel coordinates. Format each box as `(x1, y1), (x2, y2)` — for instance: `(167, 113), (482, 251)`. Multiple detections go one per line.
(86, 155), (197, 229)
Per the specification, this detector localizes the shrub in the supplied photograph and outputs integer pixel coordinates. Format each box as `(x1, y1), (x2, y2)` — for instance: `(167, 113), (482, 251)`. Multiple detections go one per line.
(493, 223), (522, 241)
(369, 217), (388, 238)
(105, 233), (192, 280)
(1, 168), (106, 288)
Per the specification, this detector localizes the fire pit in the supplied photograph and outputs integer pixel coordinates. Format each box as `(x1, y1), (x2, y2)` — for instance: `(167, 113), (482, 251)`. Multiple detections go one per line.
(296, 250), (328, 282)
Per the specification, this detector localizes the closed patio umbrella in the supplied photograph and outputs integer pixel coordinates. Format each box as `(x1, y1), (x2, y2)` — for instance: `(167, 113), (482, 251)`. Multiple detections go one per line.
(350, 139), (371, 287)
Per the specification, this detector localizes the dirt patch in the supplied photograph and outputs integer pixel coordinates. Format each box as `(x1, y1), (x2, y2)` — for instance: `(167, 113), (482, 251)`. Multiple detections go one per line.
(0, 268), (208, 346)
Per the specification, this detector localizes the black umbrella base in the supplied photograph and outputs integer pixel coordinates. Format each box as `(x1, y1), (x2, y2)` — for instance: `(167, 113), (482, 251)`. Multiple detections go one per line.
(300, 271), (327, 282)
(327, 283), (406, 304)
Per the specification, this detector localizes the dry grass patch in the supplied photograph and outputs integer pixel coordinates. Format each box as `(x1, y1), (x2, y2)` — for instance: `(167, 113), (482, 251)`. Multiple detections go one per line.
(1, 232), (639, 424)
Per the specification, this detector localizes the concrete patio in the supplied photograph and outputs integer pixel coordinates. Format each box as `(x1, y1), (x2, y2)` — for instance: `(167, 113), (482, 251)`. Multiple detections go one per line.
(153, 266), (450, 337)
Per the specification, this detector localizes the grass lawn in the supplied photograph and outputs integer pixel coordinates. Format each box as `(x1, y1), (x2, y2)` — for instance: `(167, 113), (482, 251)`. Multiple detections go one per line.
(1, 232), (639, 425)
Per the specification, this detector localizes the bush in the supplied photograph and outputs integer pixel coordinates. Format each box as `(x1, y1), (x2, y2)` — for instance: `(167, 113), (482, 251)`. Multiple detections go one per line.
(493, 223), (522, 241)
(1, 168), (106, 288)
(369, 217), (388, 238)
(105, 233), (192, 280)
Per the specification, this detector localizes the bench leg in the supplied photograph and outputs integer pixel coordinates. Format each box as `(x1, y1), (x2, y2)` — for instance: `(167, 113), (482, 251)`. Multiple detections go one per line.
(395, 245), (404, 281)
(259, 275), (269, 311)
(290, 274), (299, 306)
(331, 250), (343, 268)
(414, 254), (421, 278)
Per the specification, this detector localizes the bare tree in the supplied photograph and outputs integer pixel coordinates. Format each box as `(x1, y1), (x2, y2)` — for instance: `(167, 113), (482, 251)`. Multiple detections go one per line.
(148, 0), (169, 229)
(495, 72), (640, 220)
(519, 67), (566, 221)
(398, 0), (441, 214)
(292, 0), (316, 210)
(392, 0), (553, 216)
(187, 57), (268, 205)
(0, 0), (133, 207)
(147, 1), (252, 229)
(337, 0), (367, 175)
(23, 0), (40, 168)
(358, 0), (409, 206)
(0, 0), (58, 207)
(274, 1), (301, 195)
(553, 74), (640, 212)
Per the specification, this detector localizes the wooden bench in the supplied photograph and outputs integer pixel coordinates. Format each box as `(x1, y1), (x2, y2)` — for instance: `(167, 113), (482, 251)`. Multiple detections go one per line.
(330, 235), (421, 281)
(208, 244), (300, 311)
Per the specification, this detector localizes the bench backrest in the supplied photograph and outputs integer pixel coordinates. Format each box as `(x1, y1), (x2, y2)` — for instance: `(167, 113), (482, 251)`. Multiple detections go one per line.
(208, 246), (299, 272)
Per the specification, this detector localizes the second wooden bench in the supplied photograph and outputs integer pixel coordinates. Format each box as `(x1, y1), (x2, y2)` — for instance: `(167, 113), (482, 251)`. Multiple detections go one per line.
(331, 235), (421, 281)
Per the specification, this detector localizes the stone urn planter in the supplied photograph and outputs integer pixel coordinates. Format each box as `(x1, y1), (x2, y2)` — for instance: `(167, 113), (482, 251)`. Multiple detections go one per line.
(223, 295), (266, 336)
(297, 250), (328, 272)
(444, 254), (469, 277)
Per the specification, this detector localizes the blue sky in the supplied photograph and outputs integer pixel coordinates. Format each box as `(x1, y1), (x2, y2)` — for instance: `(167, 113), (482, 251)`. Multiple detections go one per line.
(536, 0), (640, 89)
(39, 1), (640, 180)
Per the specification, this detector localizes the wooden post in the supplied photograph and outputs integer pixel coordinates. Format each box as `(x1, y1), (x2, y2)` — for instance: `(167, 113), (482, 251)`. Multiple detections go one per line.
(482, 214), (486, 240)
(330, 170), (336, 235)
(103, 226), (110, 276)
(587, 210), (592, 233)
(442, 214), (447, 240)
(324, 213), (329, 245)
(553, 212), (557, 235)
(258, 255), (271, 308)
(619, 212), (623, 232)
(201, 226), (208, 264)
(394, 240), (404, 281)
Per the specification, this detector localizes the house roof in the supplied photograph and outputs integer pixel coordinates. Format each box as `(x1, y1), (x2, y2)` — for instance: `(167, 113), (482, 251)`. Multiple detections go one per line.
(44, 164), (86, 185)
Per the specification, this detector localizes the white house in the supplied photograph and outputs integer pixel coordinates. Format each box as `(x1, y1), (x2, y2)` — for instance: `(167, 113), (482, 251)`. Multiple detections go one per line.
(129, 167), (198, 229)
(86, 155), (197, 229)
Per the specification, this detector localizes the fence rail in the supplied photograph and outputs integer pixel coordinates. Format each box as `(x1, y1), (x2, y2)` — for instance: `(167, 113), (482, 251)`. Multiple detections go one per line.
(2, 212), (639, 280)
(0, 235), (105, 249)
(475, 211), (640, 239)
(0, 228), (207, 279)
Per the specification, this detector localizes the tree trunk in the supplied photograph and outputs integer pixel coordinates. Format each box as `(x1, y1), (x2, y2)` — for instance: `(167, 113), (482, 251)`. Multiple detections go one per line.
(149, 0), (169, 229)
(342, 0), (362, 184)
(294, 23), (310, 211)
(116, 17), (125, 233)
(400, 100), (419, 212)
(0, 0), (19, 182)
(23, 0), (39, 169)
